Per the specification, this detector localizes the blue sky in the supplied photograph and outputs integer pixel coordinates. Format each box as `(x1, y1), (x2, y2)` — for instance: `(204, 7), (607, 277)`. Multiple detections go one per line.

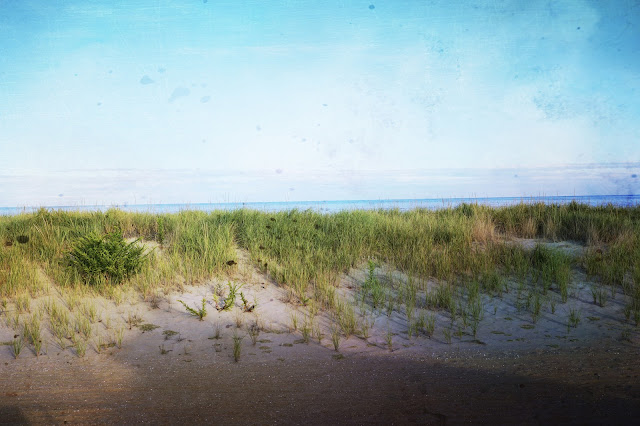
(1, 0), (639, 206)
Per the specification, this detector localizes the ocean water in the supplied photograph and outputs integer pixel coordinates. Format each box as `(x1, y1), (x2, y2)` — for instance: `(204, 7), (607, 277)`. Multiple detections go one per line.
(1, 195), (639, 216)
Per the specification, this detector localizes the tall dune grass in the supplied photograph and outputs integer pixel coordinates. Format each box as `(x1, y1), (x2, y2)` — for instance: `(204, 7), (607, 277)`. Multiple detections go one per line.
(0, 202), (638, 322)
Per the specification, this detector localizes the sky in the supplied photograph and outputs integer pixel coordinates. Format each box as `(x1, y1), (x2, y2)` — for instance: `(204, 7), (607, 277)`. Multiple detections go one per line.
(1, 0), (639, 207)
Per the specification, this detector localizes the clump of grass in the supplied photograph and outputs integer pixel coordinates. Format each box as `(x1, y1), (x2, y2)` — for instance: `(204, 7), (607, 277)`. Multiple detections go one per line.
(568, 308), (581, 331)
(177, 298), (207, 320)
(232, 332), (243, 362)
(360, 314), (373, 341)
(80, 300), (99, 323)
(75, 316), (92, 338)
(468, 298), (484, 338)
(94, 334), (104, 354)
(16, 294), (30, 313)
(125, 312), (143, 329)
(115, 326), (125, 348)
(139, 323), (160, 332)
(211, 323), (221, 340)
(11, 337), (24, 359)
(424, 312), (436, 338)
(248, 321), (260, 345)
(331, 325), (341, 351)
(443, 327), (452, 344)
(301, 317), (312, 344)
(214, 282), (242, 311)
(73, 336), (87, 357)
(530, 291), (542, 323)
(336, 301), (357, 338)
(313, 323), (323, 343)
(68, 231), (150, 285)
(23, 314), (43, 356)
(63, 292), (81, 312)
(289, 311), (298, 331)
(234, 310), (244, 328)
(549, 296), (557, 314)
(591, 285), (608, 307)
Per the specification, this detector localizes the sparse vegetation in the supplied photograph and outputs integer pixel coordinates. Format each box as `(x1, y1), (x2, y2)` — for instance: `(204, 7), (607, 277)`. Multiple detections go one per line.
(178, 298), (207, 320)
(232, 332), (243, 362)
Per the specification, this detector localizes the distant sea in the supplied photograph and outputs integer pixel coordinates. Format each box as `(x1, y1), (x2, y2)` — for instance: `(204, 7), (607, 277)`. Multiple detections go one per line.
(1, 195), (639, 216)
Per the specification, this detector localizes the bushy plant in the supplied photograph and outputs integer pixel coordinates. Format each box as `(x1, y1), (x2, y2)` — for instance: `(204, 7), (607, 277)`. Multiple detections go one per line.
(69, 232), (149, 285)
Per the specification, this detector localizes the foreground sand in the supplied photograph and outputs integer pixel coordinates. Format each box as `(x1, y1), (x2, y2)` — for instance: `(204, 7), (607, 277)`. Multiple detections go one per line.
(1, 240), (639, 424)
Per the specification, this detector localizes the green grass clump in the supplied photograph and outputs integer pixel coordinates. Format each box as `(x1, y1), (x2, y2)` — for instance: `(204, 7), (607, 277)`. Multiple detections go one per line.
(68, 231), (149, 286)
(232, 332), (243, 362)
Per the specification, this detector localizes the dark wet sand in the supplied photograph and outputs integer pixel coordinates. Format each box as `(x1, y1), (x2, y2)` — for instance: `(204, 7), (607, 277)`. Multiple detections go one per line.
(2, 341), (639, 425)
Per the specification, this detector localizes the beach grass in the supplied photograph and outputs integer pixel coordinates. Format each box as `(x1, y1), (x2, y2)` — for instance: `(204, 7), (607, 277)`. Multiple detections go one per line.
(1, 202), (639, 340)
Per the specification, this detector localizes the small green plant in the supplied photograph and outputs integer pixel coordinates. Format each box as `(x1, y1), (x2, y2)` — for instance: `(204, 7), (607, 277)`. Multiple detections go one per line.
(443, 327), (452, 344)
(178, 298), (207, 320)
(425, 313), (436, 338)
(591, 286), (608, 307)
(163, 330), (178, 340)
(216, 282), (243, 311)
(568, 307), (581, 331)
(95, 334), (104, 354)
(11, 337), (24, 359)
(64, 292), (80, 312)
(69, 231), (150, 285)
(620, 328), (632, 342)
(240, 292), (255, 312)
(212, 323), (221, 340)
(16, 294), (30, 313)
(232, 332), (243, 362)
(234, 310), (244, 328)
(300, 295), (311, 306)
(360, 315), (373, 340)
(301, 318), (311, 344)
(531, 291), (542, 323)
(22, 314), (42, 353)
(80, 301), (98, 323)
(125, 312), (143, 329)
(337, 301), (357, 337)
(386, 295), (395, 317)
(385, 328), (393, 351)
(289, 311), (298, 331)
(139, 323), (160, 332)
(331, 325), (341, 351)
(313, 323), (323, 343)
(115, 326), (125, 348)
(75, 316), (92, 338)
(156, 216), (165, 246)
(73, 336), (87, 357)
(248, 321), (260, 345)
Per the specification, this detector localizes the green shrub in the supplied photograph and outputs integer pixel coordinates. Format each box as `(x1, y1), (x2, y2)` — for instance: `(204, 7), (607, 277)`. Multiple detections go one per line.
(69, 232), (149, 285)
